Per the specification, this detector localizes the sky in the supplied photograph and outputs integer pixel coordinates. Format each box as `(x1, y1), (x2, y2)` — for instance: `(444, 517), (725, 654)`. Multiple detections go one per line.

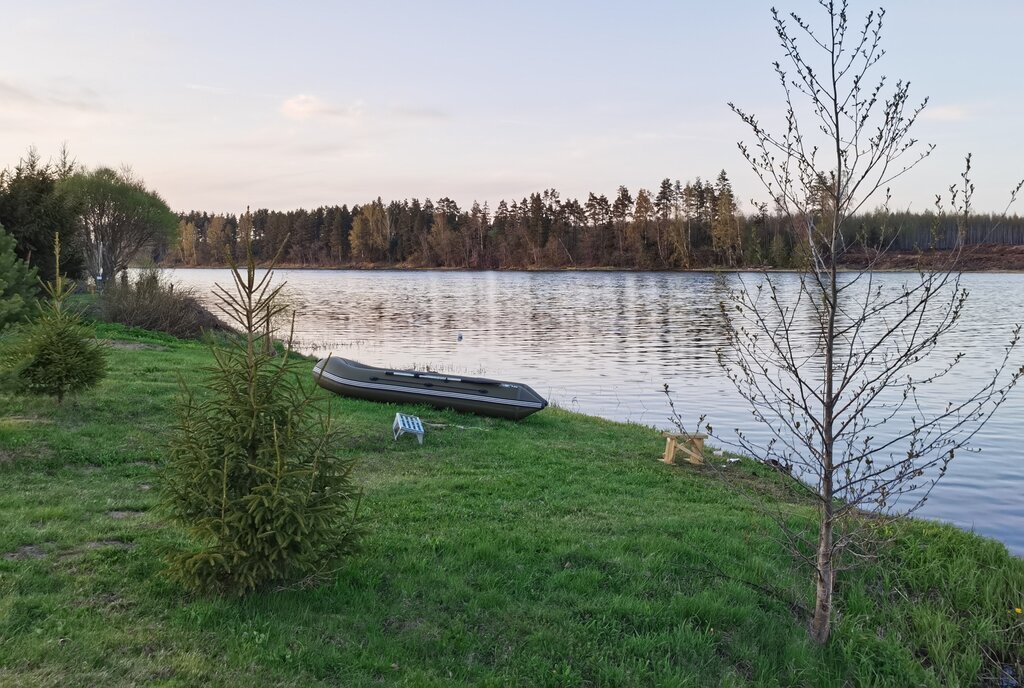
(1, 0), (1022, 214)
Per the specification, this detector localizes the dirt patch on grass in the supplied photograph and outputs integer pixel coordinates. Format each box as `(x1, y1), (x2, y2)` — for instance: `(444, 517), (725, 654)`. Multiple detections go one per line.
(81, 539), (134, 550)
(107, 510), (145, 520)
(70, 590), (132, 613)
(57, 540), (134, 565)
(0, 446), (54, 465)
(1, 416), (54, 425)
(103, 340), (169, 351)
(679, 458), (818, 507)
(91, 592), (128, 609)
(3, 544), (50, 560)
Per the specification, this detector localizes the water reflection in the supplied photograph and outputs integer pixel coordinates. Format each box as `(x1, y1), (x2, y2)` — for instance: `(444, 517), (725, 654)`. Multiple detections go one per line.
(163, 268), (1024, 555)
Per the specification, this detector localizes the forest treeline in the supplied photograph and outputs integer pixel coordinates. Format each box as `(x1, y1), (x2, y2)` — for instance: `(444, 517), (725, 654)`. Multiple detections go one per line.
(0, 148), (176, 284)
(5, 147), (1024, 276)
(168, 171), (1024, 270)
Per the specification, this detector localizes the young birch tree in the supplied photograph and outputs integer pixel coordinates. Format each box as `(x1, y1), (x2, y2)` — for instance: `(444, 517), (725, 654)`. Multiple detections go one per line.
(724, 1), (1023, 643)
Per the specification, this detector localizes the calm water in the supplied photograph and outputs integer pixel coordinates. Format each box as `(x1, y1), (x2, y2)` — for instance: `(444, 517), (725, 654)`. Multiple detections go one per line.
(163, 268), (1024, 555)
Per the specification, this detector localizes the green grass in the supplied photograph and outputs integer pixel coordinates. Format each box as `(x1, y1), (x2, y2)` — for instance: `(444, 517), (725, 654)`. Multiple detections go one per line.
(1, 322), (1022, 686)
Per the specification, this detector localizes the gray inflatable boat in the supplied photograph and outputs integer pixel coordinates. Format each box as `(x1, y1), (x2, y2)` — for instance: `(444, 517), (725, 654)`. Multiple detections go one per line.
(312, 356), (548, 420)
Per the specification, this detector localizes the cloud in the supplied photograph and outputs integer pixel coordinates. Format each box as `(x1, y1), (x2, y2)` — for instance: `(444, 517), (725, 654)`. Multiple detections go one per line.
(280, 94), (365, 123)
(214, 136), (354, 158)
(185, 83), (232, 95)
(0, 78), (104, 113)
(921, 104), (970, 122)
(279, 95), (450, 127)
(0, 80), (38, 104)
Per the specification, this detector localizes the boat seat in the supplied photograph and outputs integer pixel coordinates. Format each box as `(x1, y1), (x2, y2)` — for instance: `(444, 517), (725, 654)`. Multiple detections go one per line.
(393, 412), (425, 445)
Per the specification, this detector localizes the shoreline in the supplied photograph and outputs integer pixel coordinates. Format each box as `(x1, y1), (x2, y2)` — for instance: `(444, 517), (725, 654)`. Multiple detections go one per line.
(157, 244), (1024, 274)
(156, 263), (1024, 275)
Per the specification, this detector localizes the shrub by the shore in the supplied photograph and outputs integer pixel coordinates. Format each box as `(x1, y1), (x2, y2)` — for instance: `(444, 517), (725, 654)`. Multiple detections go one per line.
(98, 268), (226, 339)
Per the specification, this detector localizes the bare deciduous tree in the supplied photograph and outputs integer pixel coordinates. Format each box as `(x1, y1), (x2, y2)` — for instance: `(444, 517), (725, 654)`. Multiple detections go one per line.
(721, 1), (1023, 644)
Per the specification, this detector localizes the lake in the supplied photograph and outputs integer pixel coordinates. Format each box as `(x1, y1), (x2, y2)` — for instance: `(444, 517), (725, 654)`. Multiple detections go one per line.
(162, 268), (1024, 555)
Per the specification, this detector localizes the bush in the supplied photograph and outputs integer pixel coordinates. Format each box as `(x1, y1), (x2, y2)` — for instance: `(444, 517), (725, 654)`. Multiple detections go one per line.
(0, 222), (39, 330)
(0, 235), (105, 403)
(161, 239), (360, 595)
(98, 269), (226, 339)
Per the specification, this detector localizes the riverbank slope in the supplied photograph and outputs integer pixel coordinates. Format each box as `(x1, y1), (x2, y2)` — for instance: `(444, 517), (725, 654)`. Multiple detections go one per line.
(1, 324), (1022, 686)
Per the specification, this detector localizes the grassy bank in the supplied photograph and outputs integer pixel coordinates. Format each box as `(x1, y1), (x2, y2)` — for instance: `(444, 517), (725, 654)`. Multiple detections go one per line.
(1, 323), (1022, 687)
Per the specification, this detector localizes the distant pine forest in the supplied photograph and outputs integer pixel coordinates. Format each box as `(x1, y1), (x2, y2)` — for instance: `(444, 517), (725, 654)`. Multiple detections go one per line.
(168, 172), (1024, 271)
(5, 147), (1024, 276)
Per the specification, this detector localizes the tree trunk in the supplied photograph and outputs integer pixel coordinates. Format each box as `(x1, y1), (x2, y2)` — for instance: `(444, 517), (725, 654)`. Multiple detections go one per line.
(102, 250), (118, 290)
(809, 512), (834, 643)
(810, 202), (841, 644)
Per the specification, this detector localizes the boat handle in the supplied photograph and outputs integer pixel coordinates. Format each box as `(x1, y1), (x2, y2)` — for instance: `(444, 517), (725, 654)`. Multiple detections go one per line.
(384, 370), (504, 385)
(386, 370), (464, 383)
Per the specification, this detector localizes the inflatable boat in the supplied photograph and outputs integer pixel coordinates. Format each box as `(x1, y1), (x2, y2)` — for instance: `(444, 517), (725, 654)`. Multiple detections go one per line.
(312, 356), (548, 420)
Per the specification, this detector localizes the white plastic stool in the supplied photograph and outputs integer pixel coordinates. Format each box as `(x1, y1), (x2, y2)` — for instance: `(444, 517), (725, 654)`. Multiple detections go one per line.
(393, 413), (425, 444)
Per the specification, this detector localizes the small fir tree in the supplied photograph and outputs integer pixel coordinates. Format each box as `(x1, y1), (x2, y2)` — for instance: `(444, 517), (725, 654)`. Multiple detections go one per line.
(161, 235), (360, 595)
(0, 222), (39, 330)
(1, 234), (106, 403)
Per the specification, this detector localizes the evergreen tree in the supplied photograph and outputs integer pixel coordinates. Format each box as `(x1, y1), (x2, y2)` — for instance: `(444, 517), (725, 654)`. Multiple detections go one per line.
(711, 171), (740, 265)
(0, 223), (39, 330)
(583, 193), (612, 264)
(161, 238), (361, 595)
(611, 186), (633, 260)
(0, 148), (83, 282)
(655, 178), (675, 221)
(1, 235), (106, 403)
(324, 205), (351, 264)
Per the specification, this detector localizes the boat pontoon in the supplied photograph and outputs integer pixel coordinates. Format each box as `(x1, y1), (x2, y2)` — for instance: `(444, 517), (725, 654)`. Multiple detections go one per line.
(312, 356), (548, 420)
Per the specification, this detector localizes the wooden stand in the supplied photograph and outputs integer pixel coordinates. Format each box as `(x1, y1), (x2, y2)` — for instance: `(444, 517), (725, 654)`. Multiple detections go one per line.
(662, 432), (707, 465)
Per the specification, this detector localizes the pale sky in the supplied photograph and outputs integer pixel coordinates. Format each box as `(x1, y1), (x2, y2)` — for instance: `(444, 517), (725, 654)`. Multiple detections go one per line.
(2, 1), (1022, 214)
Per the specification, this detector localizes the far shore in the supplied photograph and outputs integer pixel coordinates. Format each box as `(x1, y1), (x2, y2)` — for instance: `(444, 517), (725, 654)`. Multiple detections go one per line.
(152, 243), (1024, 274)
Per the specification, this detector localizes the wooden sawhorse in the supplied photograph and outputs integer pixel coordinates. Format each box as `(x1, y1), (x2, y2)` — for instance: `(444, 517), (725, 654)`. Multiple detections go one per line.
(661, 432), (707, 465)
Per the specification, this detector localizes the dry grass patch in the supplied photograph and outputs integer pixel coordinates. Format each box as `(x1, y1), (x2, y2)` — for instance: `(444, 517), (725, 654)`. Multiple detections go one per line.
(106, 510), (144, 520)
(79, 539), (134, 551)
(102, 340), (168, 351)
(3, 544), (50, 560)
